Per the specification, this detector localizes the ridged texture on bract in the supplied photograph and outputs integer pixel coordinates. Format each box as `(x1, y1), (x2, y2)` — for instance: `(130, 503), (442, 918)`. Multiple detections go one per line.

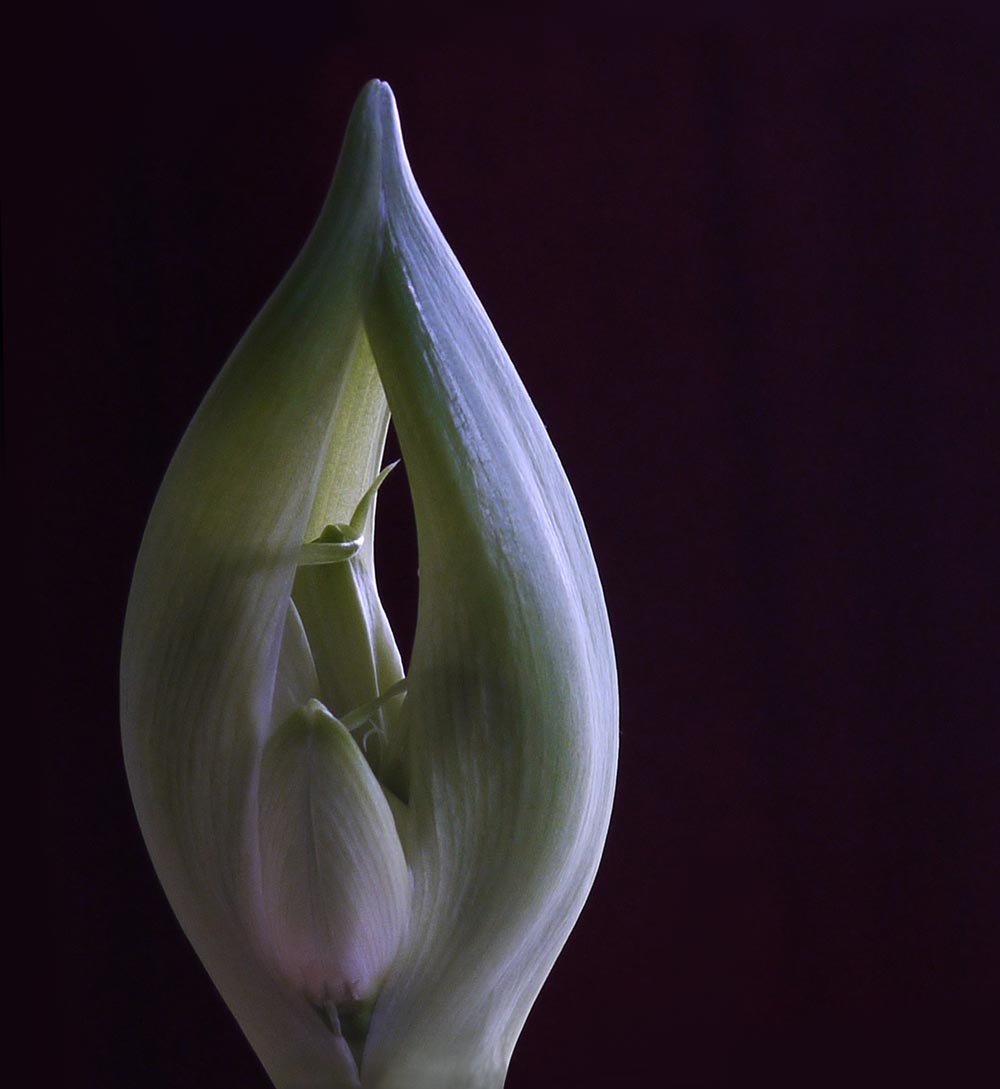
(121, 81), (617, 1089)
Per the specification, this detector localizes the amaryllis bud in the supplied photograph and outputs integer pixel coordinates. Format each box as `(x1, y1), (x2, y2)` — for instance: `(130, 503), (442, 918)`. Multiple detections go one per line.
(121, 80), (618, 1089)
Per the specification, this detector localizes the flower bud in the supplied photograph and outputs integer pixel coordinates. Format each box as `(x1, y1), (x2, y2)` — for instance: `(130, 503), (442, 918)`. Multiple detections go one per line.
(257, 698), (409, 1059)
(121, 80), (617, 1089)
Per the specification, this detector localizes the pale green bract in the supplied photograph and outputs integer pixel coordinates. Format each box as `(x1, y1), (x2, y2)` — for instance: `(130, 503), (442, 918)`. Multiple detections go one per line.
(120, 80), (618, 1089)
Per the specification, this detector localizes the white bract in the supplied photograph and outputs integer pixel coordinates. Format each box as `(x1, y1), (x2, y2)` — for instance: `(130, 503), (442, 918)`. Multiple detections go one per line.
(121, 80), (618, 1089)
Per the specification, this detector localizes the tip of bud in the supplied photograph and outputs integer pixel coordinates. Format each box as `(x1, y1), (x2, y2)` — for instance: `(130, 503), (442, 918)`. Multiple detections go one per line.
(353, 78), (399, 134)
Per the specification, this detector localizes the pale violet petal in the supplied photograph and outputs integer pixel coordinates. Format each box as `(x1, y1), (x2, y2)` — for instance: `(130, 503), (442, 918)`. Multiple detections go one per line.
(257, 700), (410, 1029)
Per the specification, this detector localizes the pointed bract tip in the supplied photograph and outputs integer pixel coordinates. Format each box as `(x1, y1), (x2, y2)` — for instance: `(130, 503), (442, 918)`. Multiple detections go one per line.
(349, 78), (406, 169)
(353, 78), (398, 124)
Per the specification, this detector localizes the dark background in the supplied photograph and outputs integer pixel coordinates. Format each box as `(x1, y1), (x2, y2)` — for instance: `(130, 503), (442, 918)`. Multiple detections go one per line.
(12, 11), (999, 1088)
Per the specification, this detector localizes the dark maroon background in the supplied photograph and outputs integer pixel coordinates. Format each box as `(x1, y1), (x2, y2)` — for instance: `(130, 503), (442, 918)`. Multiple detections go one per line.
(12, 12), (999, 1089)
